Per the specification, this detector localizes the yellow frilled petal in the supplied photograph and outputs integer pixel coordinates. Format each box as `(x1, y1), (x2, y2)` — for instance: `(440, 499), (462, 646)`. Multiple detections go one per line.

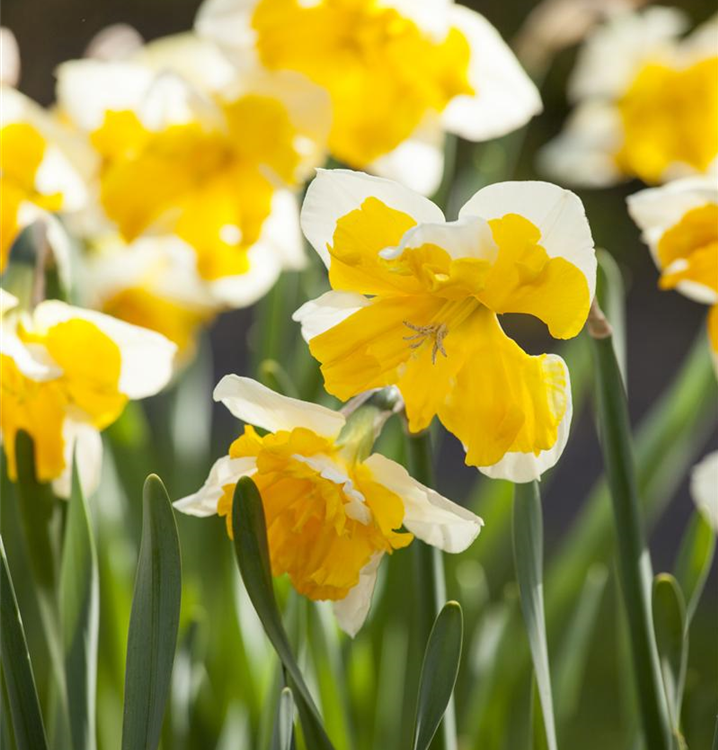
(656, 203), (718, 295)
(251, 0), (473, 167)
(20, 318), (127, 429)
(0, 122), (63, 269)
(433, 308), (568, 468)
(218, 425), (412, 601)
(92, 96), (300, 282)
(0, 355), (67, 482)
(480, 214), (592, 339)
(616, 57), (718, 183)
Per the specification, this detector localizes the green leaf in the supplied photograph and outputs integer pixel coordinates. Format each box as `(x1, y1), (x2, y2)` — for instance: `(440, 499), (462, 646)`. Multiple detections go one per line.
(590, 334), (673, 750)
(270, 686), (295, 750)
(596, 249), (627, 382)
(652, 574), (686, 734)
(674, 511), (716, 624)
(121, 475), (182, 750)
(0, 536), (49, 750)
(59, 459), (99, 750)
(512, 482), (557, 750)
(412, 601), (463, 750)
(554, 565), (608, 722)
(231, 476), (334, 750)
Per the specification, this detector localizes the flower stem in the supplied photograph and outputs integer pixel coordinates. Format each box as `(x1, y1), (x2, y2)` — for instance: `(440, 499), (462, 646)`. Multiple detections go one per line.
(406, 429), (456, 750)
(589, 323), (673, 750)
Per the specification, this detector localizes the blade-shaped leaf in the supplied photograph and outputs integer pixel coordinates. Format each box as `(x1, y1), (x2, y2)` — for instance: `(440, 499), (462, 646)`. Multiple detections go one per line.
(60, 458), (99, 750)
(270, 686), (295, 750)
(512, 482), (557, 750)
(652, 574), (687, 734)
(231, 476), (334, 750)
(674, 511), (715, 624)
(0, 536), (48, 750)
(412, 601), (463, 750)
(121, 475), (181, 750)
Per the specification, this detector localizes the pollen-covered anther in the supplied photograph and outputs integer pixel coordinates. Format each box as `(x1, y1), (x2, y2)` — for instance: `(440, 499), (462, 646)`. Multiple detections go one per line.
(403, 321), (448, 364)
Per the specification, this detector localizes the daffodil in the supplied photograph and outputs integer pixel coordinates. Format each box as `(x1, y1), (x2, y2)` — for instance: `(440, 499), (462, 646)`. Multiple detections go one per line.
(540, 7), (718, 187)
(627, 176), (718, 372)
(55, 48), (328, 306)
(1, 85), (94, 272)
(691, 451), (718, 533)
(293, 170), (596, 481)
(175, 375), (482, 635)
(0, 289), (176, 496)
(195, 0), (542, 195)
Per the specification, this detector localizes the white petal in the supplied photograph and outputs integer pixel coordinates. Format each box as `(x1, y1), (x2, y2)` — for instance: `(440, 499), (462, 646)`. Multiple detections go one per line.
(51, 419), (103, 499)
(690, 451), (718, 533)
(31, 301), (177, 398)
(479, 355), (573, 482)
(568, 7), (688, 101)
(133, 32), (236, 91)
(0, 326), (62, 381)
(0, 289), (19, 316)
(84, 23), (144, 61)
(1, 27), (20, 88)
(174, 455), (257, 516)
(301, 169), (445, 267)
(441, 6), (542, 141)
(332, 552), (383, 637)
(362, 453), (483, 553)
(208, 241), (282, 308)
(213, 374), (346, 438)
(195, 0), (258, 55)
(369, 118), (445, 196)
(383, 215), (496, 262)
(382, 0), (452, 39)
(55, 59), (155, 131)
(627, 178), (718, 305)
(292, 290), (370, 343)
(537, 101), (624, 188)
(138, 71), (222, 130)
(459, 180), (597, 303)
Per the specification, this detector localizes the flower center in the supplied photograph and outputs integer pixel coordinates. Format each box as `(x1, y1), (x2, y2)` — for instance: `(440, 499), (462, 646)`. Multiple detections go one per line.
(403, 320), (448, 364)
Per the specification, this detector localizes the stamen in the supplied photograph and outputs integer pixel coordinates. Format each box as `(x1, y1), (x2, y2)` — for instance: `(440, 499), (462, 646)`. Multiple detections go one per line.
(402, 321), (449, 364)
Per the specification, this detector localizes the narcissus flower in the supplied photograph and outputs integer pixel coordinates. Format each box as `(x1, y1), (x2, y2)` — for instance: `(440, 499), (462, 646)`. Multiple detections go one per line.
(1, 86), (93, 272)
(196, 0), (542, 194)
(294, 170), (596, 481)
(691, 451), (718, 533)
(55, 50), (328, 306)
(175, 376), (482, 635)
(0, 290), (176, 496)
(627, 177), (718, 371)
(540, 7), (718, 187)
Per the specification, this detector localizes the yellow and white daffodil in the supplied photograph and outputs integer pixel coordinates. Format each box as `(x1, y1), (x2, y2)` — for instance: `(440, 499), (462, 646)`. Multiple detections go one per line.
(540, 7), (718, 187)
(0, 289), (176, 497)
(175, 375), (482, 635)
(627, 176), (718, 371)
(55, 50), (328, 307)
(1, 86), (94, 273)
(691, 451), (718, 533)
(195, 0), (542, 195)
(293, 170), (596, 481)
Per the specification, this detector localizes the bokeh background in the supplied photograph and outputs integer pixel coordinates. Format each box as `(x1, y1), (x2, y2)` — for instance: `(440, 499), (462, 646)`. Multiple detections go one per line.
(3, 0), (716, 748)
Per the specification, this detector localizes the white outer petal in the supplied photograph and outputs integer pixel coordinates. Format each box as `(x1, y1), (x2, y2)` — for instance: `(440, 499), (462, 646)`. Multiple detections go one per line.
(369, 118), (445, 197)
(441, 6), (542, 141)
(0, 289), (19, 316)
(690, 451), (718, 533)
(30, 301), (177, 398)
(627, 177), (718, 305)
(0, 326), (62, 381)
(362, 453), (483, 553)
(195, 0), (259, 56)
(213, 374), (346, 438)
(382, 215), (496, 262)
(174, 455), (257, 516)
(332, 552), (383, 637)
(459, 180), (597, 303)
(301, 169), (445, 267)
(568, 7), (688, 102)
(479, 356), (573, 482)
(51, 419), (103, 499)
(537, 101), (624, 188)
(292, 290), (370, 343)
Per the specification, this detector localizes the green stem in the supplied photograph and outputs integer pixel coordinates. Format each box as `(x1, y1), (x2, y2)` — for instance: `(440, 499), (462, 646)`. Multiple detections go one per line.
(590, 332), (673, 750)
(406, 429), (455, 750)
